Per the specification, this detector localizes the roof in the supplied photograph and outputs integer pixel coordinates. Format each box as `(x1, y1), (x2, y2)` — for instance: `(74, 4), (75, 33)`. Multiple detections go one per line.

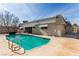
(73, 24), (78, 27)
(20, 15), (66, 27)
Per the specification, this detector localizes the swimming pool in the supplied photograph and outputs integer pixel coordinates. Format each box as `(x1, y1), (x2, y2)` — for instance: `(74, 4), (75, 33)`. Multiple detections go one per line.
(6, 34), (50, 50)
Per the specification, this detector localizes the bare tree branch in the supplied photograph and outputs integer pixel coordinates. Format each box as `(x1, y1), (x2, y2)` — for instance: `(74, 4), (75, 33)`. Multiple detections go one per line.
(0, 11), (19, 33)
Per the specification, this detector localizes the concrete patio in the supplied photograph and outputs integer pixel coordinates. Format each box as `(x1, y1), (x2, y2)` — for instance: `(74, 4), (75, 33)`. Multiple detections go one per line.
(0, 34), (79, 56)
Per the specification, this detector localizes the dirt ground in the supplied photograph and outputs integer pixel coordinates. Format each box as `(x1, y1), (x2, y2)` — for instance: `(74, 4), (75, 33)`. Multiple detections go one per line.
(0, 34), (79, 56)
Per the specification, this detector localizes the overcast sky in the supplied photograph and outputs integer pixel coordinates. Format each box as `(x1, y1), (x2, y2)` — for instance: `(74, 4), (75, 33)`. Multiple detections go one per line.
(0, 3), (79, 25)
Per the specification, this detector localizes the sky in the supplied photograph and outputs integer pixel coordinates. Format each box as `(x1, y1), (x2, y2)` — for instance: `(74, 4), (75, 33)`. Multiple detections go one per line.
(0, 3), (79, 25)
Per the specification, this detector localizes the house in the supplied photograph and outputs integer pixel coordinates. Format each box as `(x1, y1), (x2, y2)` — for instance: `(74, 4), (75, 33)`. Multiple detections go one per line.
(72, 24), (78, 33)
(20, 15), (67, 36)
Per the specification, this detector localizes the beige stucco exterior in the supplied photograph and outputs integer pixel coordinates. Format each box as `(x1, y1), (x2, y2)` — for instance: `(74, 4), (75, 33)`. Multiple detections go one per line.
(20, 15), (66, 37)
(32, 23), (66, 36)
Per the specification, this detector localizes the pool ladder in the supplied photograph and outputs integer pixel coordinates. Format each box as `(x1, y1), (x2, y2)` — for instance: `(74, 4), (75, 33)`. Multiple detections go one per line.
(8, 37), (26, 55)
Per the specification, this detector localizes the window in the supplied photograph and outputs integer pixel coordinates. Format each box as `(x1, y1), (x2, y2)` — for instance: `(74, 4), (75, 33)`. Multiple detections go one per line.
(41, 27), (48, 29)
(39, 24), (48, 29)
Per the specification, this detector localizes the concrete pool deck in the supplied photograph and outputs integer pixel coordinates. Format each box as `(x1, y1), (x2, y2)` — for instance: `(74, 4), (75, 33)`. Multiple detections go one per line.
(0, 34), (79, 56)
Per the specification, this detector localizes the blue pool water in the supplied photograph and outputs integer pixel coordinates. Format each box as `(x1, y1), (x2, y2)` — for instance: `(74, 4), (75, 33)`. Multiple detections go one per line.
(6, 34), (50, 50)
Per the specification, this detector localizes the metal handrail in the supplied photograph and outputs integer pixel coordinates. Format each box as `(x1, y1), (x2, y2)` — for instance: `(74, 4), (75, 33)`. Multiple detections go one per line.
(8, 36), (26, 55)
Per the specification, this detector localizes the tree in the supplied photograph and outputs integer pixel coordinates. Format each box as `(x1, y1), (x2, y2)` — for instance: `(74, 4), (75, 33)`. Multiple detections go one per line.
(65, 21), (73, 34)
(0, 11), (19, 33)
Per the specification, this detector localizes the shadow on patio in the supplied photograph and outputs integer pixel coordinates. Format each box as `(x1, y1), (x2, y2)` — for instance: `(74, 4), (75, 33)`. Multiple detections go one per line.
(63, 33), (79, 39)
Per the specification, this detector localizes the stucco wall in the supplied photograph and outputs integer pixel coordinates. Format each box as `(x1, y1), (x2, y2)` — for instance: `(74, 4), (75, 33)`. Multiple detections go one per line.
(46, 23), (65, 36)
(32, 27), (42, 35)
(32, 23), (65, 36)
(56, 24), (65, 36)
